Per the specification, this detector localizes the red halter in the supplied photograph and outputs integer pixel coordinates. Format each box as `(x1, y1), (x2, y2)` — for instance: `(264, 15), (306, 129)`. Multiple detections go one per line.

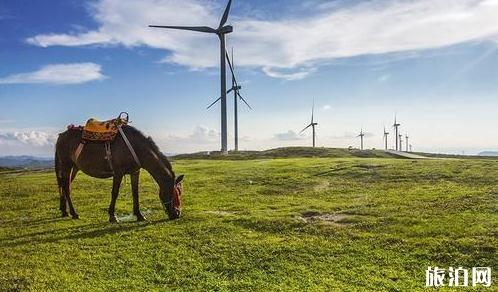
(172, 184), (182, 209)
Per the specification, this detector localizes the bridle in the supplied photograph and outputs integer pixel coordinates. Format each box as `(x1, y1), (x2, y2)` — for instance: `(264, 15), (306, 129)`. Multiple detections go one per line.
(162, 184), (182, 211)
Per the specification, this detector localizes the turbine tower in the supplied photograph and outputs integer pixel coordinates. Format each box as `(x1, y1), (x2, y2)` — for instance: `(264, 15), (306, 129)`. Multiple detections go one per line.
(405, 134), (409, 152)
(149, 0), (233, 154)
(399, 134), (403, 151)
(393, 115), (401, 151)
(383, 126), (389, 150)
(358, 129), (365, 150)
(300, 100), (318, 148)
(207, 48), (252, 151)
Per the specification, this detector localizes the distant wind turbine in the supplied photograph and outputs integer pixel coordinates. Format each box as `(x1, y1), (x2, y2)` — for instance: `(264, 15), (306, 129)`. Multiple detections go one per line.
(405, 134), (409, 152)
(399, 134), (403, 151)
(207, 48), (252, 151)
(383, 126), (389, 150)
(300, 100), (318, 148)
(393, 115), (401, 151)
(149, 0), (234, 154)
(358, 129), (365, 150)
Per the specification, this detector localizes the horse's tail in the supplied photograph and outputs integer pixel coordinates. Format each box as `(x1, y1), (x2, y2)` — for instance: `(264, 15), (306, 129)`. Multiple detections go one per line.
(54, 136), (64, 192)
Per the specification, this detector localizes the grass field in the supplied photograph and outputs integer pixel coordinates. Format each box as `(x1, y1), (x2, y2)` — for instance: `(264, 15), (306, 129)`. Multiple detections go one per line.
(0, 154), (497, 290)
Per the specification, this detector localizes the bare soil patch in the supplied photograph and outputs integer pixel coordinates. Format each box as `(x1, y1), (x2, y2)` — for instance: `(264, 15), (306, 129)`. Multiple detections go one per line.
(299, 211), (352, 225)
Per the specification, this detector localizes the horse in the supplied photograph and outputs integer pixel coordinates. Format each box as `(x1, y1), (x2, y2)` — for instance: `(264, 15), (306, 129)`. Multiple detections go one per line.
(55, 124), (183, 222)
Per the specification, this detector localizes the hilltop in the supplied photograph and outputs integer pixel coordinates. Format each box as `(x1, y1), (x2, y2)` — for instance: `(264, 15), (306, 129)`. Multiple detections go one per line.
(172, 147), (397, 160)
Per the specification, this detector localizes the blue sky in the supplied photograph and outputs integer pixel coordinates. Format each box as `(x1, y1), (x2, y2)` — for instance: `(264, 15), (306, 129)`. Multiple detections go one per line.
(1, 0), (498, 156)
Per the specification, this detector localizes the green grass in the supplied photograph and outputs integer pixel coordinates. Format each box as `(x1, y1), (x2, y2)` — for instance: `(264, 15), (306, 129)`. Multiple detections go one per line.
(0, 156), (497, 291)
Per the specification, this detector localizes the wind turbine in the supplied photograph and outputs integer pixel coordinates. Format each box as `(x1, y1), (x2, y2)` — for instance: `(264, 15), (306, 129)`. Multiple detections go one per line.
(393, 115), (401, 151)
(149, 0), (233, 154)
(300, 100), (318, 148)
(207, 48), (252, 151)
(405, 134), (409, 152)
(383, 126), (389, 150)
(358, 129), (365, 150)
(399, 134), (403, 151)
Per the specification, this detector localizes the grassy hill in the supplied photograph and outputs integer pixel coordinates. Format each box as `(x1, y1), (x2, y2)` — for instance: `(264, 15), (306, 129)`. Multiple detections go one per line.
(0, 156), (496, 290)
(173, 147), (397, 160)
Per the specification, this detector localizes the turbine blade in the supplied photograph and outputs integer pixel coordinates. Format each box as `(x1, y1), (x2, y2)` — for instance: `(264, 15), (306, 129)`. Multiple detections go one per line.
(219, 0), (232, 29)
(149, 25), (217, 33)
(311, 99), (315, 123)
(238, 92), (252, 110)
(227, 87), (235, 94)
(225, 50), (238, 86)
(300, 124), (312, 134)
(206, 97), (222, 109)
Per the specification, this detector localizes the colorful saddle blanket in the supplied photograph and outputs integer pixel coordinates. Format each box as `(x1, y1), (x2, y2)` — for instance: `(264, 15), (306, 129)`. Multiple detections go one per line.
(82, 116), (128, 142)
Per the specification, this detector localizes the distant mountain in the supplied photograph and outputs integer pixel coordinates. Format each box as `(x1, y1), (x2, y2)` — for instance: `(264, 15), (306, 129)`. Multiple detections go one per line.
(478, 151), (498, 157)
(0, 156), (54, 169)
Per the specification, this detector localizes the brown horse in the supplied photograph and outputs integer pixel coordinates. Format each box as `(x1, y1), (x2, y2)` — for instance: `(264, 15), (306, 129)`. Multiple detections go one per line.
(55, 125), (183, 222)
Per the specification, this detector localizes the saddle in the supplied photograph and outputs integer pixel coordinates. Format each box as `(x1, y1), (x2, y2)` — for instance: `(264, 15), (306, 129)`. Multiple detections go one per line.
(82, 113), (129, 142)
(72, 112), (141, 171)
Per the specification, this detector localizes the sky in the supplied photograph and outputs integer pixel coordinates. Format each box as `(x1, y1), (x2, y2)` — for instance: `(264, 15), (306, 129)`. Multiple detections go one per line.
(1, 0), (498, 156)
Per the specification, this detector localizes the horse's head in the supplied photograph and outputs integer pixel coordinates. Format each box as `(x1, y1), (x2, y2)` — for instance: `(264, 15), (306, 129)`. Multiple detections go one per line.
(161, 174), (184, 220)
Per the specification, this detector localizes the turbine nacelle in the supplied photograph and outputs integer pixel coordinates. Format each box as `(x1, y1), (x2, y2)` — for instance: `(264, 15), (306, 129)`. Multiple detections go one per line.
(218, 25), (234, 34)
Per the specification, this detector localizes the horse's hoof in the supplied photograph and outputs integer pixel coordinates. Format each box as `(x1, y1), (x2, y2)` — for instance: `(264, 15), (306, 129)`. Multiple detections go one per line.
(109, 216), (118, 223)
(71, 214), (79, 219)
(136, 214), (147, 222)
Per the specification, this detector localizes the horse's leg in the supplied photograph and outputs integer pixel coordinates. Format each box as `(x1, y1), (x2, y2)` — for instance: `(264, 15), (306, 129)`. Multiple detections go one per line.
(56, 150), (68, 217)
(62, 167), (79, 219)
(108, 174), (123, 223)
(131, 171), (145, 221)
(59, 185), (68, 217)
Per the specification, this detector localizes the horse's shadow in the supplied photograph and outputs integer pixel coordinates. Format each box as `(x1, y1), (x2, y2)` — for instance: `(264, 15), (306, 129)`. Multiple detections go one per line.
(0, 217), (168, 248)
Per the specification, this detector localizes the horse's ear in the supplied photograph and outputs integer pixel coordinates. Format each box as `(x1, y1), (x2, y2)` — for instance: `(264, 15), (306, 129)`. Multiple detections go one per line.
(175, 174), (184, 185)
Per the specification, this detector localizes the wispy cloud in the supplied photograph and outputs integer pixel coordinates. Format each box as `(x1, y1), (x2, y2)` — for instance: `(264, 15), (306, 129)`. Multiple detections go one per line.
(25, 0), (498, 79)
(273, 130), (304, 141)
(163, 126), (219, 144)
(262, 67), (315, 81)
(322, 105), (331, 111)
(0, 63), (106, 85)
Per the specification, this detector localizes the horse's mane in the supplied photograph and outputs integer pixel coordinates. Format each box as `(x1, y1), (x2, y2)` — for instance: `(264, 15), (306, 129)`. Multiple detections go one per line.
(125, 125), (174, 174)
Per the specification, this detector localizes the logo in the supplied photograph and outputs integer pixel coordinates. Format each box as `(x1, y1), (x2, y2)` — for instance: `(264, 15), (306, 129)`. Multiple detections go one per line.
(426, 267), (492, 287)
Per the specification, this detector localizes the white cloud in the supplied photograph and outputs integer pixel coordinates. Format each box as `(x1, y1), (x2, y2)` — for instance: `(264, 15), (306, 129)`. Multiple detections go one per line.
(0, 63), (106, 85)
(322, 105), (331, 111)
(274, 130), (304, 141)
(163, 126), (219, 144)
(0, 131), (57, 147)
(25, 0), (498, 79)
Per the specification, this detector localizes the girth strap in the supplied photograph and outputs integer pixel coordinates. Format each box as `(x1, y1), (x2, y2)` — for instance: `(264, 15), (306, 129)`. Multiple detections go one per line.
(105, 141), (114, 173)
(75, 143), (85, 162)
(118, 126), (141, 168)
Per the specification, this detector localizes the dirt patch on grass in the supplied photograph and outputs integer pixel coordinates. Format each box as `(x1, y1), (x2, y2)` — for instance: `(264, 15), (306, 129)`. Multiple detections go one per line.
(313, 180), (330, 192)
(206, 210), (239, 216)
(298, 211), (352, 225)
